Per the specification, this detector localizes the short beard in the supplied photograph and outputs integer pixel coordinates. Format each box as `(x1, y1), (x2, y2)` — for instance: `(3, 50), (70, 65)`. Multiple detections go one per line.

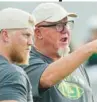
(9, 47), (29, 65)
(57, 46), (70, 57)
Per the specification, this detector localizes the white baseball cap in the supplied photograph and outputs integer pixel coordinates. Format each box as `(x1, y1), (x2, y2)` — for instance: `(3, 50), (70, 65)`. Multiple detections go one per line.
(32, 3), (77, 25)
(0, 7), (35, 30)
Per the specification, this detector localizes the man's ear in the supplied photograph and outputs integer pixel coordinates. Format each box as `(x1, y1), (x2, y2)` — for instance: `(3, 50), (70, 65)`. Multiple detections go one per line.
(1, 29), (9, 42)
(34, 28), (43, 39)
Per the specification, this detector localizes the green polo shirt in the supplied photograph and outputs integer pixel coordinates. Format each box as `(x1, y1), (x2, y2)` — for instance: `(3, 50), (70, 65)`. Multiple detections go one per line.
(0, 55), (33, 102)
(23, 46), (94, 102)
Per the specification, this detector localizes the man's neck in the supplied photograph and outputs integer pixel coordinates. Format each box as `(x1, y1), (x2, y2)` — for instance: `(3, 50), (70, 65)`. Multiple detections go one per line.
(34, 45), (60, 61)
(0, 47), (11, 63)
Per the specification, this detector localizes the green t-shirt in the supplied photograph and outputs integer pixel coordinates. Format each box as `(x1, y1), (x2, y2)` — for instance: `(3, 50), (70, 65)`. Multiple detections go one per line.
(0, 55), (33, 102)
(23, 46), (94, 102)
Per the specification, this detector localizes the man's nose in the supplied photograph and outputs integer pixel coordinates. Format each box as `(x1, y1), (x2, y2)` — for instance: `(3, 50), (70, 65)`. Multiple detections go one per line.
(27, 37), (33, 46)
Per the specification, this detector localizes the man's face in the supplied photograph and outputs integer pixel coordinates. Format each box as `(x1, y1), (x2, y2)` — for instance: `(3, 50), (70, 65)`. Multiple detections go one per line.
(36, 17), (72, 56)
(8, 28), (33, 64)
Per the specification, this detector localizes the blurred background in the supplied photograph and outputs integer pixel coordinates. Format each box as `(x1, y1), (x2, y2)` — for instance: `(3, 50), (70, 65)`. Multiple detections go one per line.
(0, 1), (97, 102)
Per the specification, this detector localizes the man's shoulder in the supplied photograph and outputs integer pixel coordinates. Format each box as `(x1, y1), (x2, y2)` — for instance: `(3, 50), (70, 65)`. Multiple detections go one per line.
(11, 64), (26, 74)
(30, 47), (44, 63)
(0, 62), (27, 82)
(0, 55), (25, 75)
(7, 63), (26, 75)
(30, 46), (52, 63)
(0, 64), (31, 102)
(0, 65), (29, 90)
(30, 46), (42, 59)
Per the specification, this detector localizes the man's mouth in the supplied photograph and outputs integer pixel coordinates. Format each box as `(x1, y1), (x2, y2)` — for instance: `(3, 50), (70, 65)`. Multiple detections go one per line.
(60, 37), (68, 42)
(60, 36), (68, 43)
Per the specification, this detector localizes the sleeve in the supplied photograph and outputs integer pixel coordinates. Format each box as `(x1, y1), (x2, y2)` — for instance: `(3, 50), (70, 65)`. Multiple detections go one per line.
(0, 72), (29, 102)
(24, 57), (49, 97)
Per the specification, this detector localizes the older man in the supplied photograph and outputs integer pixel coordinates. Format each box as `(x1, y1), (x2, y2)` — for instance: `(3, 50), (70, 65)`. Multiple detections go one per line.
(0, 8), (35, 102)
(23, 3), (96, 102)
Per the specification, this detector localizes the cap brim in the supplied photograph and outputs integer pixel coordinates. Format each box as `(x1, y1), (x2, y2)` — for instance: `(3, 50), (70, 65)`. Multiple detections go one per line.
(37, 12), (77, 24)
(68, 13), (77, 17)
